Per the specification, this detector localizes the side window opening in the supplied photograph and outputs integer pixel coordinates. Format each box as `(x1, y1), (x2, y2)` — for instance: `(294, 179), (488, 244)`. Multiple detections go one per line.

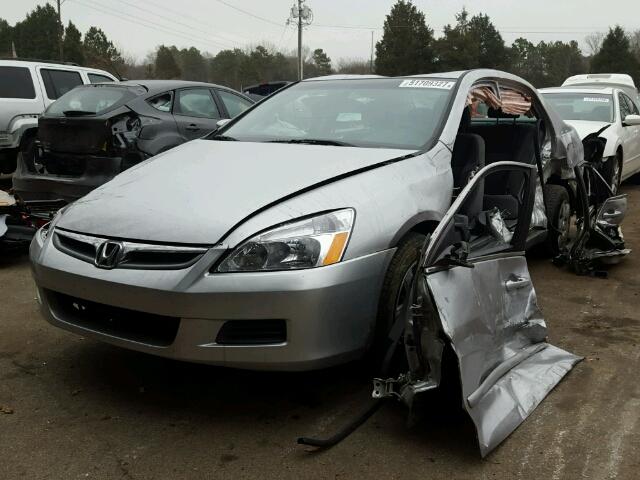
(41, 68), (83, 99)
(147, 92), (173, 112)
(438, 167), (533, 263)
(175, 88), (220, 119)
(217, 90), (252, 117)
(450, 85), (541, 244)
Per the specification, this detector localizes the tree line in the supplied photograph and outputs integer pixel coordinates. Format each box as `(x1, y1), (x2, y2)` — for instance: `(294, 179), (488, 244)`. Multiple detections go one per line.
(1, 1), (639, 90)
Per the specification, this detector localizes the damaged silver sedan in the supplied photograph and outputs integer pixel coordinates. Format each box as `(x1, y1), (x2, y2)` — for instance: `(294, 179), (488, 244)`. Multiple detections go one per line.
(30, 70), (629, 454)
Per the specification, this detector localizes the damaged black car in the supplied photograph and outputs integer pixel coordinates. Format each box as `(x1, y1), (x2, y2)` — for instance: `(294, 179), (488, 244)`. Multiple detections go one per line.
(12, 80), (254, 201)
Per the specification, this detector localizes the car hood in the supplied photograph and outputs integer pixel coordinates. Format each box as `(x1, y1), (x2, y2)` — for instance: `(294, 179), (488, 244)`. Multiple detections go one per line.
(563, 120), (612, 140)
(57, 140), (415, 244)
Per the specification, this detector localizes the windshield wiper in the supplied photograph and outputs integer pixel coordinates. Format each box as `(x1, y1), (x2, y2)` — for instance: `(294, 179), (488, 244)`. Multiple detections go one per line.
(267, 138), (355, 147)
(62, 110), (96, 116)
(211, 134), (237, 141)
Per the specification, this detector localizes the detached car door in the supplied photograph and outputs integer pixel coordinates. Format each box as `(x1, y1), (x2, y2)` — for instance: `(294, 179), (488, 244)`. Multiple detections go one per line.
(421, 161), (580, 456)
(173, 87), (222, 140)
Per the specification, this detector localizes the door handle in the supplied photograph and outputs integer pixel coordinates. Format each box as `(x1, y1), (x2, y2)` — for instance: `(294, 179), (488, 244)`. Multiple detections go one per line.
(186, 124), (199, 131)
(505, 275), (530, 291)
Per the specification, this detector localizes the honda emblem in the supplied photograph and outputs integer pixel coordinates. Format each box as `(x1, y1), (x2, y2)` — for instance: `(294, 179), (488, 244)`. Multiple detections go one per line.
(94, 241), (123, 269)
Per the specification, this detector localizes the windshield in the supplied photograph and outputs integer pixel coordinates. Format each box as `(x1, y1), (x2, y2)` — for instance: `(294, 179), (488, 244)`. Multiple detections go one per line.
(46, 85), (145, 117)
(541, 92), (614, 123)
(217, 78), (456, 149)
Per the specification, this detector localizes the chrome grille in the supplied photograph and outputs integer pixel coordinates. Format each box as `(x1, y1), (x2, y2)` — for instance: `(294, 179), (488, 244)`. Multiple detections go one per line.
(53, 229), (208, 270)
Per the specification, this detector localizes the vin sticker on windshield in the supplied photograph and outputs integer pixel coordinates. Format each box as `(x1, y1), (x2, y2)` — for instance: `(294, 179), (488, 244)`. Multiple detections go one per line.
(583, 97), (610, 103)
(399, 79), (455, 89)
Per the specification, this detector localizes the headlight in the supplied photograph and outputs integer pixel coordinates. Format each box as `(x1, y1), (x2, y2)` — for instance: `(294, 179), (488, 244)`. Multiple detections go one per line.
(217, 209), (355, 272)
(38, 222), (51, 241)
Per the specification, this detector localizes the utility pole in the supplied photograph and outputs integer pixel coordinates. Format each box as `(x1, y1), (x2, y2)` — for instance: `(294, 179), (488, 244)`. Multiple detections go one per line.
(297, 0), (303, 81)
(56, 0), (64, 61)
(288, 1), (312, 81)
(370, 31), (374, 73)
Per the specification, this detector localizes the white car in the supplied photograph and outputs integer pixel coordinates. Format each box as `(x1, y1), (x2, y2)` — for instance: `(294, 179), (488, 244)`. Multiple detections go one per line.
(0, 59), (118, 179)
(540, 79), (640, 193)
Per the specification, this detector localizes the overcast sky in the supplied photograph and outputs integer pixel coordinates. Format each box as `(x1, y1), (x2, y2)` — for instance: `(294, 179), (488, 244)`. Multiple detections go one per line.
(4, 0), (640, 63)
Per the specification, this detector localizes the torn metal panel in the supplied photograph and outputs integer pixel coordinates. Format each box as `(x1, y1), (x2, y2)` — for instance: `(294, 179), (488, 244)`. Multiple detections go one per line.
(425, 255), (582, 457)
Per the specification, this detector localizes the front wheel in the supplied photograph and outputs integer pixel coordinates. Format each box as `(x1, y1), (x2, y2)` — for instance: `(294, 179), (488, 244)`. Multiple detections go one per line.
(602, 154), (622, 194)
(372, 232), (426, 374)
(544, 184), (571, 256)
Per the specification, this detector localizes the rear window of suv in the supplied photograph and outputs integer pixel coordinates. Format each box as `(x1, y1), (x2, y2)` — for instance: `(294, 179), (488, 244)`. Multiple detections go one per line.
(45, 85), (145, 117)
(0, 66), (36, 99)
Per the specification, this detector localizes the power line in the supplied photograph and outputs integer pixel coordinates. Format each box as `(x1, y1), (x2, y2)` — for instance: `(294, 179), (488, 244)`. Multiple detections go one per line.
(109, 0), (238, 49)
(212, 0), (285, 28)
(70, 0), (233, 51)
(134, 0), (244, 47)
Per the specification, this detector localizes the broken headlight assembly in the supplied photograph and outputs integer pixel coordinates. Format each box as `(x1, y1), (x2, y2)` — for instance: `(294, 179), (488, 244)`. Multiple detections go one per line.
(216, 209), (354, 272)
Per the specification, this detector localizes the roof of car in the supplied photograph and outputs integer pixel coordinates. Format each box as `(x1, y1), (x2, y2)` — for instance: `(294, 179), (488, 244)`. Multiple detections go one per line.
(539, 86), (616, 94)
(119, 79), (236, 95)
(0, 58), (115, 76)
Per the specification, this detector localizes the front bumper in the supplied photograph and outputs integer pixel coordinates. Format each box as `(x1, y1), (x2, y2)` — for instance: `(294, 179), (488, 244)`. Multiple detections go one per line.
(31, 232), (394, 371)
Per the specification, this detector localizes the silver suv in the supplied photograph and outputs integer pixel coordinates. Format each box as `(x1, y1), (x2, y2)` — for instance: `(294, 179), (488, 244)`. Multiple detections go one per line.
(0, 59), (117, 179)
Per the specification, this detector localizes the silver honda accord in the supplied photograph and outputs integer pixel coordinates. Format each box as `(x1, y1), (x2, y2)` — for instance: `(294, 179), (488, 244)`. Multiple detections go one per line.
(30, 70), (574, 370)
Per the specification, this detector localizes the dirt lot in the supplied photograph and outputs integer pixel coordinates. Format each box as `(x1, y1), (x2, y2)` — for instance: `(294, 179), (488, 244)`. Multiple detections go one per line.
(1, 184), (639, 480)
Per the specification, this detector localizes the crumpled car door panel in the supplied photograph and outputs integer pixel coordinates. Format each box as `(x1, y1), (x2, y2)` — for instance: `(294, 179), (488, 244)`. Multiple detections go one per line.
(426, 255), (581, 456)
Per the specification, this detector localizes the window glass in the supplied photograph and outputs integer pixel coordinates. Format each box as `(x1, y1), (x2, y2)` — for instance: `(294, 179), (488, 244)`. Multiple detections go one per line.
(45, 85), (144, 116)
(176, 88), (220, 118)
(88, 73), (115, 84)
(621, 93), (639, 116)
(148, 92), (173, 112)
(541, 93), (614, 123)
(220, 78), (456, 150)
(218, 90), (253, 117)
(41, 69), (83, 99)
(619, 93), (632, 120)
(0, 66), (36, 99)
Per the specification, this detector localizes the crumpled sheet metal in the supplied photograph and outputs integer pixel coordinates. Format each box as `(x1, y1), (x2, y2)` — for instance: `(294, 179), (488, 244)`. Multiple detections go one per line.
(530, 184), (547, 229)
(425, 255), (582, 457)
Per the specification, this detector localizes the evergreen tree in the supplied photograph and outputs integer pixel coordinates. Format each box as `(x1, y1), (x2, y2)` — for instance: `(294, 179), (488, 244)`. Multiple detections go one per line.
(209, 48), (247, 89)
(591, 26), (640, 84)
(375, 0), (436, 75)
(63, 21), (84, 65)
(0, 19), (12, 57)
(84, 27), (123, 76)
(12, 4), (59, 60)
(435, 9), (508, 71)
(178, 47), (207, 81)
(311, 48), (332, 76)
(154, 45), (181, 79)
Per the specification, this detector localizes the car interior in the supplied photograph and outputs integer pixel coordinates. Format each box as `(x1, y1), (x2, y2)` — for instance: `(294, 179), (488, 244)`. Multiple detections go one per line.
(446, 84), (543, 259)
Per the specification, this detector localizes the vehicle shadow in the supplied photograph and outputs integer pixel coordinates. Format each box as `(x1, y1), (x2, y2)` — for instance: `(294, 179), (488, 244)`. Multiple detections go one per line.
(58, 340), (480, 461)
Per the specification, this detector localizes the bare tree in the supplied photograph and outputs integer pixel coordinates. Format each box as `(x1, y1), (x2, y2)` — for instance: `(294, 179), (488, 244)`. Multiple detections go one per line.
(585, 32), (605, 56)
(630, 29), (640, 62)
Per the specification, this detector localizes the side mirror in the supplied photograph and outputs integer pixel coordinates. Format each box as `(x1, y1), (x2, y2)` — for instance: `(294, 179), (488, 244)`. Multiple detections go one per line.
(623, 114), (640, 126)
(216, 118), (231, 129)
(596, 194), (627, 227)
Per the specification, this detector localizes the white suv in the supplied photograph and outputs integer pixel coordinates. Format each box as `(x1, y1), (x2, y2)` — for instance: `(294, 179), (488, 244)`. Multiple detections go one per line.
(0, 59), (118, 179)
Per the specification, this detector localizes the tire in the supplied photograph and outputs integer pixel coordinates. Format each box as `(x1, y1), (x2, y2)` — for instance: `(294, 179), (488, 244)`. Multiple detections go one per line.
(371, 232), (427, 374)
(544, 184), (571, 256)
(601, 153), (622, 195)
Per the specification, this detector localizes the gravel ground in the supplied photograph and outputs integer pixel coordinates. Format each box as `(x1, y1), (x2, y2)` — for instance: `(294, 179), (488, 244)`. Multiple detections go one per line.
(1, 183), (639, 480)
